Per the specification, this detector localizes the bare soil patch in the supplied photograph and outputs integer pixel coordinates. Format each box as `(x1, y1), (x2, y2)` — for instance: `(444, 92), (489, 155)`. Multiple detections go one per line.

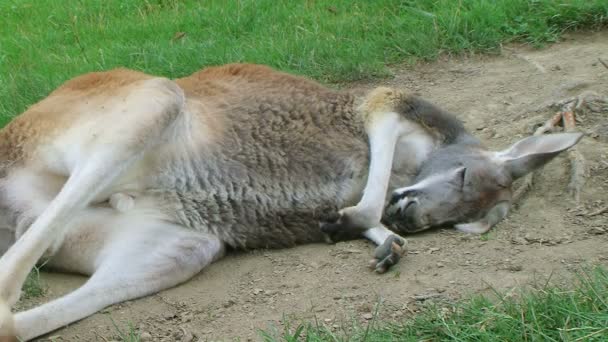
(22, 32), (608, 342)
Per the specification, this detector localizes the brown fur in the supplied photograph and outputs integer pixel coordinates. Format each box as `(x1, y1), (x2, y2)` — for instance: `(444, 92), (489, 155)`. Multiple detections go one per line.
(0, 69), (158, 171)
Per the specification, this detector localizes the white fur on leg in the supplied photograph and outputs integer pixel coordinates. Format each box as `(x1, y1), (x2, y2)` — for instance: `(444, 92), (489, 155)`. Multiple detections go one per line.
(14, 215), (224, 341)
(364, 226), (401, 246)
(346, 112), (402, 226)
(0, 151), (130, 306)
(0, 299), (14, 339)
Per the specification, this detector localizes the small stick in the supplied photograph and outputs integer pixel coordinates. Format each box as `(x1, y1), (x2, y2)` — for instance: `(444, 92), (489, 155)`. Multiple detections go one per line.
(587, 206), (608, 217)
(562, 110), (586, 203)
(536, 112), (564, 134)
(94, 332), (110, 342)
(567, 149), (586, 203)
(412, 293), (443, 301)
(562, 111), (575, 128)
(599, 58), (608, 70)
(514, 53), (547, 73)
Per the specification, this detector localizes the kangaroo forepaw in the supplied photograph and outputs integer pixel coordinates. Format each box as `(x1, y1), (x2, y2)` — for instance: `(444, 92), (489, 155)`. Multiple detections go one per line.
(319, 206), (380, 242)
(369, 235), (407, 274)
(319, 205), (382, 243)
(320, 213), (360, 243)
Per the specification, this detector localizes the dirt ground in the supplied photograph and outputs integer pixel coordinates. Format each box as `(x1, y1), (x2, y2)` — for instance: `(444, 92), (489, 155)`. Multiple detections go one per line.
(21, 32), (608, 342)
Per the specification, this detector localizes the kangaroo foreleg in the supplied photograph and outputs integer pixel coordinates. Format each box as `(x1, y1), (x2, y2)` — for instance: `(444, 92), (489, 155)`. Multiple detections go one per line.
(321, 88), (408, 272)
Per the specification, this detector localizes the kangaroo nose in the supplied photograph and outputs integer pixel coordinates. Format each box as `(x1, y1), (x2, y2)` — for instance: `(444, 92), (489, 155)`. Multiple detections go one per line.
(387, 195), (416, 218)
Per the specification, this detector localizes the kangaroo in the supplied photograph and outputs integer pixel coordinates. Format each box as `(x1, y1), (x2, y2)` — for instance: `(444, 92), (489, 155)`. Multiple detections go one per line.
(0, 64), (581, 341)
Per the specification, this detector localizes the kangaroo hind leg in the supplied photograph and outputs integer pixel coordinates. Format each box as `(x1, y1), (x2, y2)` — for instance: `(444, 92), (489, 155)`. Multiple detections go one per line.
(0, 74), (185, 339)
(14, 213), (224, 341)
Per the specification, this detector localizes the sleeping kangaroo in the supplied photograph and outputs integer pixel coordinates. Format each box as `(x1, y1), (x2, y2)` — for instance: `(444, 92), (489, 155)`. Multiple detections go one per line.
(0, 63), (581, 340)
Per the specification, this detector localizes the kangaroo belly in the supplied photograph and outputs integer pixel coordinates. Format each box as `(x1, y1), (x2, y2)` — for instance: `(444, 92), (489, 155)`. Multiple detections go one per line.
(150, 147), (368, 249)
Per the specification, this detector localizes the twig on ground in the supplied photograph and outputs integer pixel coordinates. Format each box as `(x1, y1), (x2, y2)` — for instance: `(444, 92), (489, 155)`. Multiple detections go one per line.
(562, 107), (586, 204)
(598, 58), (608, 70)
(412, 293), (443, 301)
(535, 112), (564, 135)
(515, 54), (547, 73)
(94, 332), (110, 342)
(587, 206), (608, 217)
(514, 94), (590, 204)
(502, 47), (547, 73)
(567, 148), (586, 203)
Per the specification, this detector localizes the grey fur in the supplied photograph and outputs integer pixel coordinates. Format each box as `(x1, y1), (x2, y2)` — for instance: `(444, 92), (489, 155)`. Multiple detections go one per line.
(149, 66), (370, 249)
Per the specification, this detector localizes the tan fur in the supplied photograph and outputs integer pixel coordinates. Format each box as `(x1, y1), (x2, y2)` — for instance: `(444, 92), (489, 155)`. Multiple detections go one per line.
(357, 86), (406, 126)
(0, 69), (163, 172)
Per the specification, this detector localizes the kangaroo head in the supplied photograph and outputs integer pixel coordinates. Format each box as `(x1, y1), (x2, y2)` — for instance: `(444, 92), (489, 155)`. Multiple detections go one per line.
(384, 132), (583, 233)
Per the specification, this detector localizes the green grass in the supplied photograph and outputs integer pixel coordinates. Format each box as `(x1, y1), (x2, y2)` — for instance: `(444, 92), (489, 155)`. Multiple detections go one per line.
(110, 318), (141, 342)
(21, 266), (45, 299)
(259, 266), (608, 341)
(1, 0), (607, 127)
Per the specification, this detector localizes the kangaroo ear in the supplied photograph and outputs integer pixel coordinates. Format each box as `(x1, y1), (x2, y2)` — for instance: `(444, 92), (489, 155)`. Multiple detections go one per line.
(495, 132), (583, 180)
(448, 166), (467, 189)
